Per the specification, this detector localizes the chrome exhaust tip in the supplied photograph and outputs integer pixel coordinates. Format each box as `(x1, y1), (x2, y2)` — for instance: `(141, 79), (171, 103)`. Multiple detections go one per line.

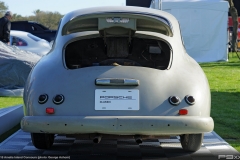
(134, 135), (142, 144)
(93, 135), (102, 143)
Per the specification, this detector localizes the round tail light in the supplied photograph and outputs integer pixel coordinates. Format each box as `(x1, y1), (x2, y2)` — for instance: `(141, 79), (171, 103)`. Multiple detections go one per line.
(53, 94), (64, 105)
(169, 96), (181, 106)
(185, 95), (195, 105)
(38, 94), (48, 104)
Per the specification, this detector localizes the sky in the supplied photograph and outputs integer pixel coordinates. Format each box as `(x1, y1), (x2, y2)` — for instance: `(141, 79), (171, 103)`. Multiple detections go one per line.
(2, 0), (126, 16)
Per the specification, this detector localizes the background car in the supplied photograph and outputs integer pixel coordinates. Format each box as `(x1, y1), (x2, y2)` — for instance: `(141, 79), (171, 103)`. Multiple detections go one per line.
(11, 21), (57, 42)
(10, 30), (51, 56)
(21, 6), (214, 152)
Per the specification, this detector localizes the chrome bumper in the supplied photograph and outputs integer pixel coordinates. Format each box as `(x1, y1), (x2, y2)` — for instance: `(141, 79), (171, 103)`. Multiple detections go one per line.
(21, 116), (214, 135)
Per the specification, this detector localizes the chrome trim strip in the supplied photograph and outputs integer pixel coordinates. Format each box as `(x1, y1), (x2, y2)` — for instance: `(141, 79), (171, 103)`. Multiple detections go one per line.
(95, 78), (139, 86)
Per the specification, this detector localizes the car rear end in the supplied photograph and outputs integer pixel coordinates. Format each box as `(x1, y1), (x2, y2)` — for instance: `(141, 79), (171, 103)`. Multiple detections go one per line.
(21, 7), (213, 151)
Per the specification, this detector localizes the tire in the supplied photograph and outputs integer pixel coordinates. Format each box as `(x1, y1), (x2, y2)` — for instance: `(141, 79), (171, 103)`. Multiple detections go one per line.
(180, 133), (203, 152)
(31, 133), (55, 149)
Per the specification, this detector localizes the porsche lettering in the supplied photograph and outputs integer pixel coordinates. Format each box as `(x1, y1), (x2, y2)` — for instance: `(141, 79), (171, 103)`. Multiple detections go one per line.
(100, 96), (132, 99)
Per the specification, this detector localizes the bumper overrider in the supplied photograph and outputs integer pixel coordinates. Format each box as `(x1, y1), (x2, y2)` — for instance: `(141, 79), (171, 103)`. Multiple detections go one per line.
(21, 116), (214, 135)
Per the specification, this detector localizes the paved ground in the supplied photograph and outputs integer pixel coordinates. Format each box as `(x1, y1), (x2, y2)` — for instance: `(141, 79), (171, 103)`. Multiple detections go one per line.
(0, 130), (239, 160)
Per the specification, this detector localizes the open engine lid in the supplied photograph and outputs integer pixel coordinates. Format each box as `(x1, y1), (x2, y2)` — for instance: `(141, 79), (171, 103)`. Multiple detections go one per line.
(62, 12), (173, 37)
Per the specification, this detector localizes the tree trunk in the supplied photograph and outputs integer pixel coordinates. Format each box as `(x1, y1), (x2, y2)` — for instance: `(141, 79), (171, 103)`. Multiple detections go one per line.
(228, 0), (238, 52)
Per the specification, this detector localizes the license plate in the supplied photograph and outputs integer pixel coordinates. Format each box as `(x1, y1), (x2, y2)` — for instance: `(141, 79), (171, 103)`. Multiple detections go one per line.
(95, 89), (139, 110)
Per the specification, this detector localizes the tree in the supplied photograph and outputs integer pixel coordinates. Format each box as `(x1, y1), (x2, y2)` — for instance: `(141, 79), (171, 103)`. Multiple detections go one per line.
(0, 1), (8, 17)
(43, 11), (62, 29)
(2, 5), (63, 30)
(12, 13), (27, 21)
(29, 10), (63, 30)
(227, 0), (238, 52)
(33, 9), (42, 22)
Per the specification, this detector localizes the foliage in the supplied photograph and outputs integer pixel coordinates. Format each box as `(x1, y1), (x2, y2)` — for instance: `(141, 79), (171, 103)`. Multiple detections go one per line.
(0, 1), (8, 17)
(11, 14), (28, 21)
(29, 10), (63, 29)
(0, 97), (23, 109)
(11, 10), (63, 30)
(0, 1), (63, 30)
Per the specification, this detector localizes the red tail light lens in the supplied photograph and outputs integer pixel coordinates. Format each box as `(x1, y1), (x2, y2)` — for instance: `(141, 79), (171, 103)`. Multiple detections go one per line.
(179, 109), (188, 115)
(46, 108), (54, 114)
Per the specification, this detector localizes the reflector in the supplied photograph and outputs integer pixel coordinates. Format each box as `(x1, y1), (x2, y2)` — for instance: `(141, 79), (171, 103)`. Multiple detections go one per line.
(46, 108), (54, 114)
(179, 109), (188, 115)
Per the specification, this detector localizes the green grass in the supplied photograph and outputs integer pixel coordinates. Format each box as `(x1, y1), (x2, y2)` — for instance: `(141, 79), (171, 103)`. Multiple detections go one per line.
(0, 97), (23, 109)
(0, 97), (23, 143)
(200, 54), (240, 152)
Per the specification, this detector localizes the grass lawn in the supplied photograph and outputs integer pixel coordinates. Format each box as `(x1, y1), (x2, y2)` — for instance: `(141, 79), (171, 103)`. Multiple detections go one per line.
(0, 97), (23, 109)
(0, 54), (239, 152)
(200, 54), (240, 152)
(0, 97), (23, 143)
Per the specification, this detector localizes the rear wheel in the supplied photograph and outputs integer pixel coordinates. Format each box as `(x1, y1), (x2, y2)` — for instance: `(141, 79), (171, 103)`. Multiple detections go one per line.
(31, 133), (55, 149)
(180, 133), (203, 152)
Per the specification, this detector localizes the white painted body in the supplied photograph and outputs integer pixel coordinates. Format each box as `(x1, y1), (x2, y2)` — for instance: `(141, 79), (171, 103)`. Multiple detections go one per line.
(10, 30), (51, 56)
(21, 6), (214, 136)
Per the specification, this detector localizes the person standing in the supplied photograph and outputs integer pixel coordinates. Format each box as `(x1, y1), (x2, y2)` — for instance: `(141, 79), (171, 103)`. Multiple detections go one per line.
(0, 11), (12, 45)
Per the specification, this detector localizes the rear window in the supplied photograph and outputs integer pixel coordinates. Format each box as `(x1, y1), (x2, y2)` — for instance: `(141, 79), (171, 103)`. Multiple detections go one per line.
(12, 36), (28, 46)
(27, 34), (41, 41)
(11, 22), (25, 30)
(37, 24), (48, 30)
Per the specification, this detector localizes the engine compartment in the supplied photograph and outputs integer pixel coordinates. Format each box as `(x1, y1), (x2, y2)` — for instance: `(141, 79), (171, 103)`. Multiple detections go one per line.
(65, 37), (171, 70)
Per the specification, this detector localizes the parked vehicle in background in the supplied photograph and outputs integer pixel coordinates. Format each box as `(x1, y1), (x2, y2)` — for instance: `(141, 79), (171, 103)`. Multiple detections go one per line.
(10, 30), (51, 56)
(11, 21), (57, 42)
(21, 6), (214, 152)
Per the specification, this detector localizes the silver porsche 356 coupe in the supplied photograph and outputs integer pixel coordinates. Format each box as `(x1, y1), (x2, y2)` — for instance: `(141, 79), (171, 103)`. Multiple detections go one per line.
(21, 6), (214, 152)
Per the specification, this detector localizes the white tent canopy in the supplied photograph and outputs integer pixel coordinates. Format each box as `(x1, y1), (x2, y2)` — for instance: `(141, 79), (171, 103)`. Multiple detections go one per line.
(151, 0), (229, 62)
